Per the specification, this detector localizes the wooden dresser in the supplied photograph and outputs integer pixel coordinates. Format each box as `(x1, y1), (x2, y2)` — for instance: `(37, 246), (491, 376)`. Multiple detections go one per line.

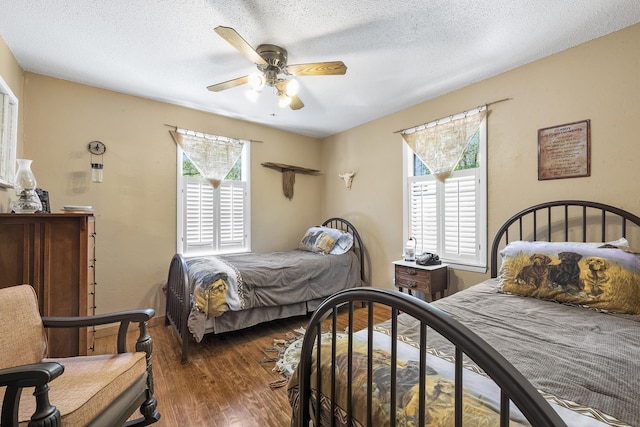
(0, 213), (96, 357)
(393, 260), (448, 301)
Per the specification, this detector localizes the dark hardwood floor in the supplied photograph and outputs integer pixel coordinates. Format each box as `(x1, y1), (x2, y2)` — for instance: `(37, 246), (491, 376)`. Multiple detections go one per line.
(96, 304), (391, 427)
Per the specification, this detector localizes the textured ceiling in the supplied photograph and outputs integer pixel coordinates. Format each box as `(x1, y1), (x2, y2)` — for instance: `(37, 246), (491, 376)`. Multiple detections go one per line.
(1, 1), (640, 138)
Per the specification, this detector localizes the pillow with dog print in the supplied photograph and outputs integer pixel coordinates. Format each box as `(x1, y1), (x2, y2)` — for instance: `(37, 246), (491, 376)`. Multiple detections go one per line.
(498, 241), (640, 315)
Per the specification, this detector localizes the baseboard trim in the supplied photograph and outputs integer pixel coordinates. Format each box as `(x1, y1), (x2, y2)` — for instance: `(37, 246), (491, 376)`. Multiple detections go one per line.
(94, 315), (166, 339)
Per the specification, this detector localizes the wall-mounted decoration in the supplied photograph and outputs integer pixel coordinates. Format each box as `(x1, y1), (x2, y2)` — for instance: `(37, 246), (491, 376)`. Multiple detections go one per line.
(261, 162), (321, 200)
(338, 171), (356, 190)
(88, 140), (106, 183)
(538, 120), (590, 180)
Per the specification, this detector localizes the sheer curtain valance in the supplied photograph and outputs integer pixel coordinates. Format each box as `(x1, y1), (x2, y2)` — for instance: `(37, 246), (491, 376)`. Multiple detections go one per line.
(401, 107), (486, 182)
(170, 128), (245, 188)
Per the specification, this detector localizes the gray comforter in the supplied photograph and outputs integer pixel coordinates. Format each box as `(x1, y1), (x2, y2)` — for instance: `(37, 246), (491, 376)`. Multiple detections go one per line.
(381, 280), (640, 426)
(187, 250), (361, 341)
(220, 250), (361, 308)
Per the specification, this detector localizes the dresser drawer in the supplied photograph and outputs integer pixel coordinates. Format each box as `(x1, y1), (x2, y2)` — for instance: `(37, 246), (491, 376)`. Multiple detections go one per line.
(395, 265), (432, 290)
(394, 263), (448, 297)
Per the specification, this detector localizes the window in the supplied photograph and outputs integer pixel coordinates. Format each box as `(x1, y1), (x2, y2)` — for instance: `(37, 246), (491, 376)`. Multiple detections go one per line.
(176, 138), (250, 256)
(0, 75), (18, 188)
(403, 117), (487, 272)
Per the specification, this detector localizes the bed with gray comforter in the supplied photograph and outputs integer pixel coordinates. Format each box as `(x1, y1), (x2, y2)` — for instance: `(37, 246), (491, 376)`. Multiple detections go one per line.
(165, 217), (365, 363)
(291, 201), (640, 426)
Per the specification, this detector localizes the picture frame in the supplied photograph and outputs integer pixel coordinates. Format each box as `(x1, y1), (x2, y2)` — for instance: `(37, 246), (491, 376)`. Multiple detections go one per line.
(538, 119), (590, 180)
(36, 188), (50, 213)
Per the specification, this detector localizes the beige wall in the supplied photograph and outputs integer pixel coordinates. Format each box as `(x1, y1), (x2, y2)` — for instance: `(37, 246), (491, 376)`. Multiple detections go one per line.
(0, 36), (24, 211)
(19, 74), (322, 314)
(321, 23), (640, 293)
(3, 22), (639, 314)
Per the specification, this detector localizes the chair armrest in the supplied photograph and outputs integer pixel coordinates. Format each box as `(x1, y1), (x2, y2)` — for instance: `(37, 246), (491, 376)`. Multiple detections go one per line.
(42, 308), (155, 328)
(0, 362), (64, 426)
(43, 308), (155, 354)
(0, 362), (64, 388)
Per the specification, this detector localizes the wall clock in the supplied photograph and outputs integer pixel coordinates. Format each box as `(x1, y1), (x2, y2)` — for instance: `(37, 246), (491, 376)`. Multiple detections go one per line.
(88, 141), (106, 155)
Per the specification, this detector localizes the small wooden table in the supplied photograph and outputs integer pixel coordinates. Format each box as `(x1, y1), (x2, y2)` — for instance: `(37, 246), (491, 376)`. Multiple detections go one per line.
(393, 260), (448, 301)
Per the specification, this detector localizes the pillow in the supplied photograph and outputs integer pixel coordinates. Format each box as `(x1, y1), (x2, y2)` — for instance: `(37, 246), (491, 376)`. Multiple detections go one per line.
(299, 226), (339, 254)
(498, 240), (640, 315)
(299, 226), (354, 255)
(329, 231), (354, 255)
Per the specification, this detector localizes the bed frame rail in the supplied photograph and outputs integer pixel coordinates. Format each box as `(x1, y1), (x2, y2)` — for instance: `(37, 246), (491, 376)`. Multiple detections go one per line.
(295, 288), (567, 427)
(164, 253), (191, 364)
(490, 200), (640, 277)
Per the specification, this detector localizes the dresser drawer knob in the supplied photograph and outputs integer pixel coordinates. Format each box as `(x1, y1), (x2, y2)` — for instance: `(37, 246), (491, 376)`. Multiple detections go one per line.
(407, 268), (417, 275)
(406, 281), (417, 288)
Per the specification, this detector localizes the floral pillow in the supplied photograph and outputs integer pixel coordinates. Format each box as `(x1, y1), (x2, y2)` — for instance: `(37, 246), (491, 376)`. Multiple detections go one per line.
(299, 226), (355, 255)
(498, 240), (640, 315)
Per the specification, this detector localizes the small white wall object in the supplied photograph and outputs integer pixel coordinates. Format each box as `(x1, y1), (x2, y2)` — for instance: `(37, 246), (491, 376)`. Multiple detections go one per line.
(338, 171), (356, 190)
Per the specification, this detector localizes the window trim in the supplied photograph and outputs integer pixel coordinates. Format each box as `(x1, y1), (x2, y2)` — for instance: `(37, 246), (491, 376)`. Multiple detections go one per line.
(176, 143), (251, 256)
(402, 118), (487, 272)
(0, 75), (18, 188)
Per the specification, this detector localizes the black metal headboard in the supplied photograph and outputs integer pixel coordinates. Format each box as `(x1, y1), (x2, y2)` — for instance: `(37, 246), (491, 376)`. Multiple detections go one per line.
(490, 200), (640, 278)
(322, 217), (366, 284)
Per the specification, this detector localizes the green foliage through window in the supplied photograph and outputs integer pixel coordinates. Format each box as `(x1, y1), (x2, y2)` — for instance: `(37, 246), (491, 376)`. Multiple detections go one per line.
(182, 154), (241, 181)
(413, 130), (480, 176)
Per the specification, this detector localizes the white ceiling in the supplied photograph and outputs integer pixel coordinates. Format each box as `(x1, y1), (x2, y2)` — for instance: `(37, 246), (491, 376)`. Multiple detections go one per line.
(2, 1), (639, 138)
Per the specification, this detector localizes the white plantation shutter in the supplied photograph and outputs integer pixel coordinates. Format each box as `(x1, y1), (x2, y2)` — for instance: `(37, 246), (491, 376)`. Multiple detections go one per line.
(182, 177), (247, 254)
(409, 179), (438, 254)
(219, 181), (246, 249)
(184, 178), (216, 251)
(443, 174), (477, 260)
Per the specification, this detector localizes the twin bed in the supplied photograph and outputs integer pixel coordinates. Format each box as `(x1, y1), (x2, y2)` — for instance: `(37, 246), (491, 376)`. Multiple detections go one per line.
(290, 201), (640, 426)
(165, 217), (366, 363)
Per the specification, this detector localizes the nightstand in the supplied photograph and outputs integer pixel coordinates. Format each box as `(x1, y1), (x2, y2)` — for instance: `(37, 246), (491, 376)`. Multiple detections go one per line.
(393, 260), (448, 301)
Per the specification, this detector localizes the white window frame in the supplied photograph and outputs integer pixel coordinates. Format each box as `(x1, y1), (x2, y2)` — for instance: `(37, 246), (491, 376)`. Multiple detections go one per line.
(176, 143), (251, 256)
(0, 75), (18, 188)
(402, 118), (487, 272)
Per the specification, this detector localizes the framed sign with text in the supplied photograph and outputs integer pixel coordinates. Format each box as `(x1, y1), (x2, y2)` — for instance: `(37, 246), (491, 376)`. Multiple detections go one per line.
(538, 119), (590, 180)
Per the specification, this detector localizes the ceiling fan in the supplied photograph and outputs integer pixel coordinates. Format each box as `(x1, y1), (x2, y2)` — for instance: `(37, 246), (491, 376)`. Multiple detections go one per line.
(207, 26), (347, 110)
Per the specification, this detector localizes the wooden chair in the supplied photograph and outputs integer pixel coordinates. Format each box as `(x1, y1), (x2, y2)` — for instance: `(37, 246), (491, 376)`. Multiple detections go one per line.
(0, 285), (160, 426)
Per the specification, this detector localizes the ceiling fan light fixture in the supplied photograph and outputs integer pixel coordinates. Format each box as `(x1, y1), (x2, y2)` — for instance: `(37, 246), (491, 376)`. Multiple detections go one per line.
(284, 78), (299, 97)
(209, 26), (347, 111)
(248, 72), (266, 91)
(245, 88), (260, 102)
(278, 93), (292, 108)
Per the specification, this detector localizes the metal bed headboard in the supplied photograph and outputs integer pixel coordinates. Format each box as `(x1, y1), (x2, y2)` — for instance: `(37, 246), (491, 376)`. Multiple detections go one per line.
(490, 200), (640, 278)
(322, 217), (366, 284)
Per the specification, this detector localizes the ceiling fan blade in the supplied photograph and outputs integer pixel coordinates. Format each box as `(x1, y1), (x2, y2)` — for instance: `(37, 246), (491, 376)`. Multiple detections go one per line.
(207, 75), (249, 92)
(286, 61), (347, 76)
(289, 95), (304, 110)
(214, 26), (268, 66)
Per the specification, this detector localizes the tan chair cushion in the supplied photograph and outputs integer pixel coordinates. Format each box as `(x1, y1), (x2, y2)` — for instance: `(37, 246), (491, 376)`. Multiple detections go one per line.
(0, 285), (47, 368)
(0, 352), (147, 426)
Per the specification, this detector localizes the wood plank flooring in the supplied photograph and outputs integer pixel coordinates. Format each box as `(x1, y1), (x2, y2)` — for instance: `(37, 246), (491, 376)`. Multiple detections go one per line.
(96, 304), (391, 427)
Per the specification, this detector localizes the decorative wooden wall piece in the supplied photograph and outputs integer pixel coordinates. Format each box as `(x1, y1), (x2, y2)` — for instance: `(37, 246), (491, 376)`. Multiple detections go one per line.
(261, 162), (321, 200)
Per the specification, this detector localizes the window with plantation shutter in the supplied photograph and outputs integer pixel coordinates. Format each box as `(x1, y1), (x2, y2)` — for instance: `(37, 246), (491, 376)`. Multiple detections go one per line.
(177, 135), (250, 256)
(403, 116), (487, 272)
